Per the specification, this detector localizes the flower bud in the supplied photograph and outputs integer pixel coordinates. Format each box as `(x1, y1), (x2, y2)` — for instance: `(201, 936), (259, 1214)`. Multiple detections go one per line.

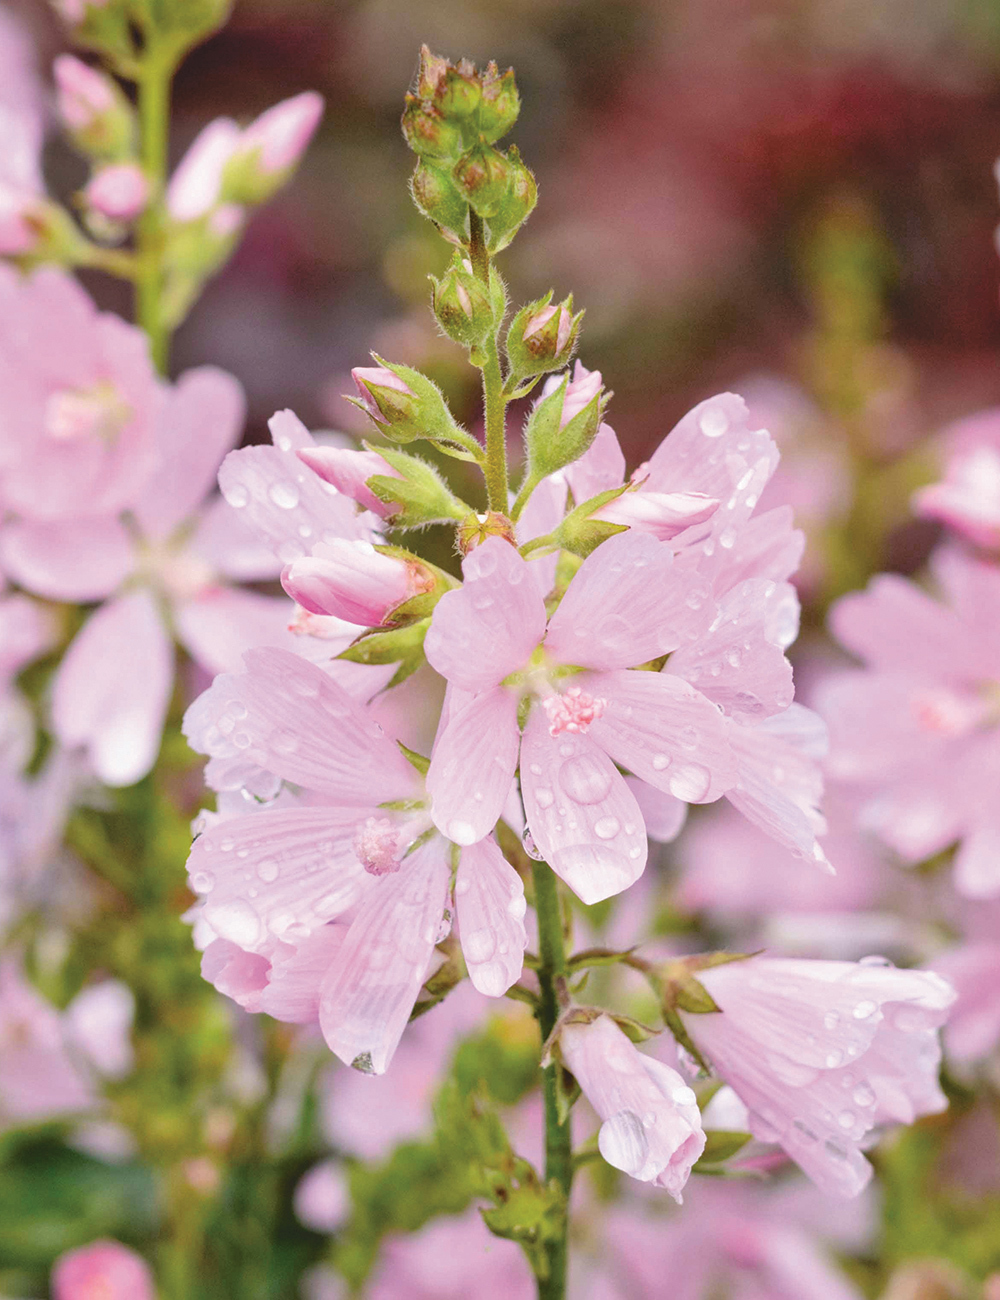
(166, 117), (241, 222)
(281, 540), (433, 627)
(400, 95), (463, 160)
(478, 62), (520, 143)
(452, 143), (511, 217)
(53, 55), (134, 160)
(484, 145), (536, 253)
(83, 163), (149, 223)
(296, 445), (403, 518)
(592, 488), (720, 541)
(415, 45), (449, 99)
(431, 254), (493, 346)
(222, 92), (324, 205)
(434, 63), (481, 118)
(409, 161), (469, 245)
(506, 294), (582, 378)
(522, 363), (605, 482)
(0, 189), (88, 261)
(348, 359), (467, 446)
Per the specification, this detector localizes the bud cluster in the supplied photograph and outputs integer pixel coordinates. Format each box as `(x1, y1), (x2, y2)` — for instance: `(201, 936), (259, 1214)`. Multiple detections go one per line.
(404, 47), (537, 254)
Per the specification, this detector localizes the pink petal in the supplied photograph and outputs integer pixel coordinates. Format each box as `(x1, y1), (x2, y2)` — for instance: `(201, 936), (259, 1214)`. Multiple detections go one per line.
(594, 489), (719, 540)
(698, 505), (805, 594)
(587, 669), (737, 802)
(201, 939), (271, 1011)
(173, 587), (295, 676)
(424, 536), (547, 692)
(426, 686), (520, 845)
(189, 805), (373, 948)
(319, 842), (451, 1073)
(667, 579), (797, 719)
(515, 474), (564, 601)
(625, 777), (687, 842)
(0, 516), (134, 602)
(259, 924), (349, 1023)
(563, 420), (626, 503)
(219, 646), (420, 805)
(953, 815), (1000, 898)
(188, 495), (282, 582)
(456, 837), (527, 996)
(0, 592), (54, 684)
(544, 529), (709, 670)
(520, 708), (646, 904)
(52, 589), (173, 786)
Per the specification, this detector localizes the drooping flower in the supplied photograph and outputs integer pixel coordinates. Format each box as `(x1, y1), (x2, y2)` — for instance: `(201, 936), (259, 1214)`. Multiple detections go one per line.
(818, 546), (1000, 896)
(183, 646), (527, 1071)
(677, 955), (955, 1197)
(558, 1012), (705, 1198)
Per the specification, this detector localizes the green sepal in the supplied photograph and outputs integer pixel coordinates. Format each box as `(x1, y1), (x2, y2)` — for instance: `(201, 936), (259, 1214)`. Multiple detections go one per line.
(554, 1063), (581, 1127)
(397, 741), (430, 776)
(661, 1006), (712, 1075)
(359, 356), (466, 446)
(673, 976), (721, 1015)
(478, 63), (520, 142)
(522, 376), (604, 484)
(693, 1130), (753, 1168)
(410, 160), (470, 245)
(566, 946), (638, 973)
(452, 143), (512, 217)
(410, 932), (464, 1021)
(609, 1012), (660, 1044)
(363, 441), (470, 526)
(336, 618), (430, 688)
(551, 483), (631, 558)
(505, 293), (582, 379)
(485, 146), (537, 253)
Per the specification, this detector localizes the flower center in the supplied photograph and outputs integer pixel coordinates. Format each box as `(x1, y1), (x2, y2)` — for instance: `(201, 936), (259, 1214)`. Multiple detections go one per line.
(542, 686), (607, 736)
(44, 380), (132, 444)
(353, 815), (403, 876)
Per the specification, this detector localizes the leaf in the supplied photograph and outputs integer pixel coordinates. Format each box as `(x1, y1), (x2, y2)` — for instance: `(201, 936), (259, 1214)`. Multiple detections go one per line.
(694, 1130), (753, 1168)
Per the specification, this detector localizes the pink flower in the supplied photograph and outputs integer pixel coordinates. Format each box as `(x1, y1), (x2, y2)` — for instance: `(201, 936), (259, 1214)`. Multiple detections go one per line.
(915, 443), (1000, 551)
(84, 163), (149, 222)
(51, 1240), (155, 1300)
(293, 1159), (349, 1234)
(166, 117), (242, 221)
(351, 366), (416, 425)
(559, 1013), (705, 1198)
(679, 955), (955, 1197)
(183, 646), (527, 1070)
(930, 943), (1000, 1063)
(282, 539), (431, 626)
(53, 54), (115, 132)
(818, 547), (1000, 896)
(0, 958), (94, 1121)
(296, 444), (403, 518)
(524, 302), (573, 355)
(0, 266), (160, 523)
(238, 91), (324, 175)
(367, 1210), (534, 1300)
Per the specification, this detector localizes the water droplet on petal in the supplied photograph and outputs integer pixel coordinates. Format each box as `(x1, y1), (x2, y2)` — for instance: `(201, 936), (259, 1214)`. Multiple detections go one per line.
(668, 764), (710, 802)
(205, 898), (261, 947)
(448, 820), (476, 846)
(521, 828), (544, 860)
(699, 407), (729, 438)
(671, 1085), (697, 1106)
(598, 1111), (650, 1176)
(560, 754), (613, 805)
(859, 954), (893, 968)
(455, 877), (471, 896)
(223, 484), (249, 508)
(825, 1049), (843, 1068)
(651, 753), (670, 771)
(464, 927), (496, 963)
(257, 860), (279, 883)
(594, 816), (620, 840)
(852, 1000), (877, 1020)
(268, 482), (300, 509)
(534, 787), (554, 809)
(852, 1084), (875, 1108)
(190, 871), (215, 893)
(837, 1110), (855, 1129)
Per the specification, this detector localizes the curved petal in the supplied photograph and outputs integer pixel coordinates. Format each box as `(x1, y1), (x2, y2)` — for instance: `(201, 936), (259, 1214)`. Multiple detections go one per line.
(0, 516), (134, 602)
(426, 686), (520, 845)
(319, 841), (451, 1073)
(544, 529), (709, 670)
(520, 708), (646, 904)
(456, 838), (527, 996)
(586, 669), (737, 802)
(174, 587), (294, 676)
(259, 924), (349, 1023)
(424, 537), (547, 692)
(52, 588), (172, 786)
(188, 805), (373, 948)
(133, 366), (246, 540)
(188, 495), (282, 582)
(625, 777), (687, 842)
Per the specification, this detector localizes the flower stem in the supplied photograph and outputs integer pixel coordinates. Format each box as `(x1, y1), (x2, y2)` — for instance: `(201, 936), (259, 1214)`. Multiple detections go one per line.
(468, 209), (509, 512)
(135, 41), (176, 375)
(532, 861), (573, 1300)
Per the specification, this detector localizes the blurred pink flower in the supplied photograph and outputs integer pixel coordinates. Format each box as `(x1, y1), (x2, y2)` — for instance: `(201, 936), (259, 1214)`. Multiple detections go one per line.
(930, 942), (1000, 1063)
(84, 164), (149, 222)
(53, 54), (115, 132)
(679, 955), (955, 1197)
(52, 1240), (155, 1300)
(0, 6), (45, 254)
(238, 91), (324, 175)
(293, 1159), (349, 1234)
(914, 440), (1000, 552)
(167, 117), (242, 221)
(367, 1210), (534, 1300)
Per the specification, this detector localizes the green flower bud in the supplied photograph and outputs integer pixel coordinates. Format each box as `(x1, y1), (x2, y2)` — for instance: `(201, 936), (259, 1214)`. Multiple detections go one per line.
(452, 143), (511, 217)
(401, 95), (464, 160)
(415, 44), (449, 99)
(410, 161), (469, 245)
(431, 253), (494, 346)
(435, 63), (481, 118)
(505, 293), (582, 378)
(479, 62), (520, 142)
(349, 357), (469, 446)
(485, 145), (536, 253)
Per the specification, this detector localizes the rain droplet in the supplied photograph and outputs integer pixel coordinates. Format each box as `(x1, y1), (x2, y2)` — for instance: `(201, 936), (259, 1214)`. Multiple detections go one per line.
(190, 871), (215, 893)
(859, 955), (893, 968)
(668, 764), (710, 802)
(232, 731), (251, 749)
(205, 899), (261, 947)
(837, 1110), (855, 1130)
(852, 1084), (875, 1107)
(448, 820), (476, 846)
(257, 860), (279, 883)
(671, 1086), (697, 1106)
(560, 754), (613, 805)
(455, 877), (471, 896)
(825, 1049), (843, 1068)
(534, 787), (554, 809)
(508, 893), (527, 919)
(852, 1000), (877, 1020)
(522, 828), (543, 860)
(529, 764), (542, 776)
(651, 753), (670, 771)
(699, 407), (729, 438)
(268, 482), (300, 509)
(223, 484), (249, 508)
(594, 816), (620, 840)
(719, 527), (737, 550)
(219, 838), (234, 852)
(464, 928), (495, 963)
(824, 1011), (840, 1031)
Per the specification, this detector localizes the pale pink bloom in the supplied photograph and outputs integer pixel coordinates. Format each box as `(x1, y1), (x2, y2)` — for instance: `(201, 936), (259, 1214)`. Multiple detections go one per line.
(0, 591), (53, 687)
(679, 955), (955, 1197)
(53, 54), (115, 132)
(296, 444), (403, 518)
(930, 943), (1000, 1063)
(84, 163), (149, 222)
(915, 443), (1000, 551)
(51, 1240), (155, 1300)
(559, 1013), (705, 1198)
(238, 91), (324, 174)
(63, 979), (135, 1080)
(166, 117), (242, 221)
(818, 547), (1000, 896)
(367, 1211), (534, 1300)
(282, 539), (428, 626)
(0, 266), (160, 522)
(424, 530), (740, 902)
(540, 359), (603, 427)
(184, 647), (527, 1070)
(0, 958), (93, 1121)
(293, 1159), (349, 1234)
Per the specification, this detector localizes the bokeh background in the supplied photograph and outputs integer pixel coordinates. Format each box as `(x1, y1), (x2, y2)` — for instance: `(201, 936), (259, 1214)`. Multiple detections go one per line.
(5, 1), (1000, 1297)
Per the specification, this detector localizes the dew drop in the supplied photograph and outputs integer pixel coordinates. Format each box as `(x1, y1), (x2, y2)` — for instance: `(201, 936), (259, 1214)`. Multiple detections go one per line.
(825, 1049), (843, 1068)
(837, 1110), (855, 1130)
(823, 1011), (840, 1031)
(594, 816), (620, 840)
(852, 1084), (875, 1108)
(231, 731), (251, 749)
(298, 523), (313, 538)
(560, 754), (613, 805)
(534, 787), (554, 809)
(508, 893), (527, 919)
(190, 871), (215, 893)
(529, 763), (542, 776)
(448, 820), (476, 846)
(464, 928), (495, 963)
(455, 877), (471, 896)
(257, 860), (279, 884)
(205, 898), (261, 947)
(219, 838), (235, 852)
(859, 954), (893, 968)
(668, 764), (710, 802)
(852, 1000), (877, 1020)
(699, 407), (729, 438)
(268, 482), (300, 509)
(521, 828), (543, 860)
(719, 527), (737, 550)
(671, 1085), (697, 1106)
(651, 753), (670, 771)
(223, 484), (249, 508)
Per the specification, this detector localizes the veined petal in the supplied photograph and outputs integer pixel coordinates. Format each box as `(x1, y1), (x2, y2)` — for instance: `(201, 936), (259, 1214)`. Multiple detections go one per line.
(0, 516), (134, 602)
(174, 587), (295, 676)
(587, 670), (737, 803)
(544, 529), (709, 670)
(424, 536), (547, 692)
(319, 842), (451, 1073)
(259, 924), (349, 1023)
(520, 708), (646, 904)
(426, 686), (520, 846)
(625, 777), (687, 842)
(456, 838), (527, 996)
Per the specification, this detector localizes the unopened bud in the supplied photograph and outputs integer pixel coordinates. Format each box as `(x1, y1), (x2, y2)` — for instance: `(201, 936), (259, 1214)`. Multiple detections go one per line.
(523, 362), (605, 482)
(54, 55), (134, 160)
(410, 161), (469, 245)
(478, 62), (520, 143)
(484, 146), (536, 253)
(222, 92), (324, 205)
(455, 511), (517, 555)
(167, 118), (241, 221)
(0, 189), (88, 261)
(401, 96), (463, 160)
(296, 445), (403, 518)
(592, 486), (719, 541)
(415, 45), (449, 99)
(281, 540), (434, 627)
(506, 294), (582, 378)
(84, 163), (149, 222)
(452, 144), (511, 217)
(435, 63), (481, 118)
(349, 358), (467, 446)
(431, 254), (493, 346)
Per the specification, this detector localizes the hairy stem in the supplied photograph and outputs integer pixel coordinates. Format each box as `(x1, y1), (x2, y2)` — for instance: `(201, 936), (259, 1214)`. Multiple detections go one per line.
(532, 861), (572, 1300)
(468, 209), (509, 511)
(135, 42), (175, 374)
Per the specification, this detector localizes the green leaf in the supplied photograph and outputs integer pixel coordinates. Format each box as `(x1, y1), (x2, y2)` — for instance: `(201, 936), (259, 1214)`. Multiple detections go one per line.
(694, 1130), (753, 1168)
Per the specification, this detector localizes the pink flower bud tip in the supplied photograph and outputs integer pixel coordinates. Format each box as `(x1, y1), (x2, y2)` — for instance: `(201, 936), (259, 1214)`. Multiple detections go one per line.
(53, 55), (114, 130)
(52, 1240), (156, 1300)
(351, 366), (415, 419)
(166, 117), (241, 221)
(524, 302), (572, 353)
(296, 445), (402, 517)
(281, 539), (429, 626)
(242, 92), (324, 174)
(84, 164), (149, 222)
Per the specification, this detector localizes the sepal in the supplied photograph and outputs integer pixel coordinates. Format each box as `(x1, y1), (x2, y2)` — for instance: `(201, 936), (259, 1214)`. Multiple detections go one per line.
(363, 442), (470, 527)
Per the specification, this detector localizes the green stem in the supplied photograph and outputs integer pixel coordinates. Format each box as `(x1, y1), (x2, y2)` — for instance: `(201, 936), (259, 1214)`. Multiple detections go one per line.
(468, 209), (509, 511)
(532, 861), (572, 1300)
(135, 43), (176, 374)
